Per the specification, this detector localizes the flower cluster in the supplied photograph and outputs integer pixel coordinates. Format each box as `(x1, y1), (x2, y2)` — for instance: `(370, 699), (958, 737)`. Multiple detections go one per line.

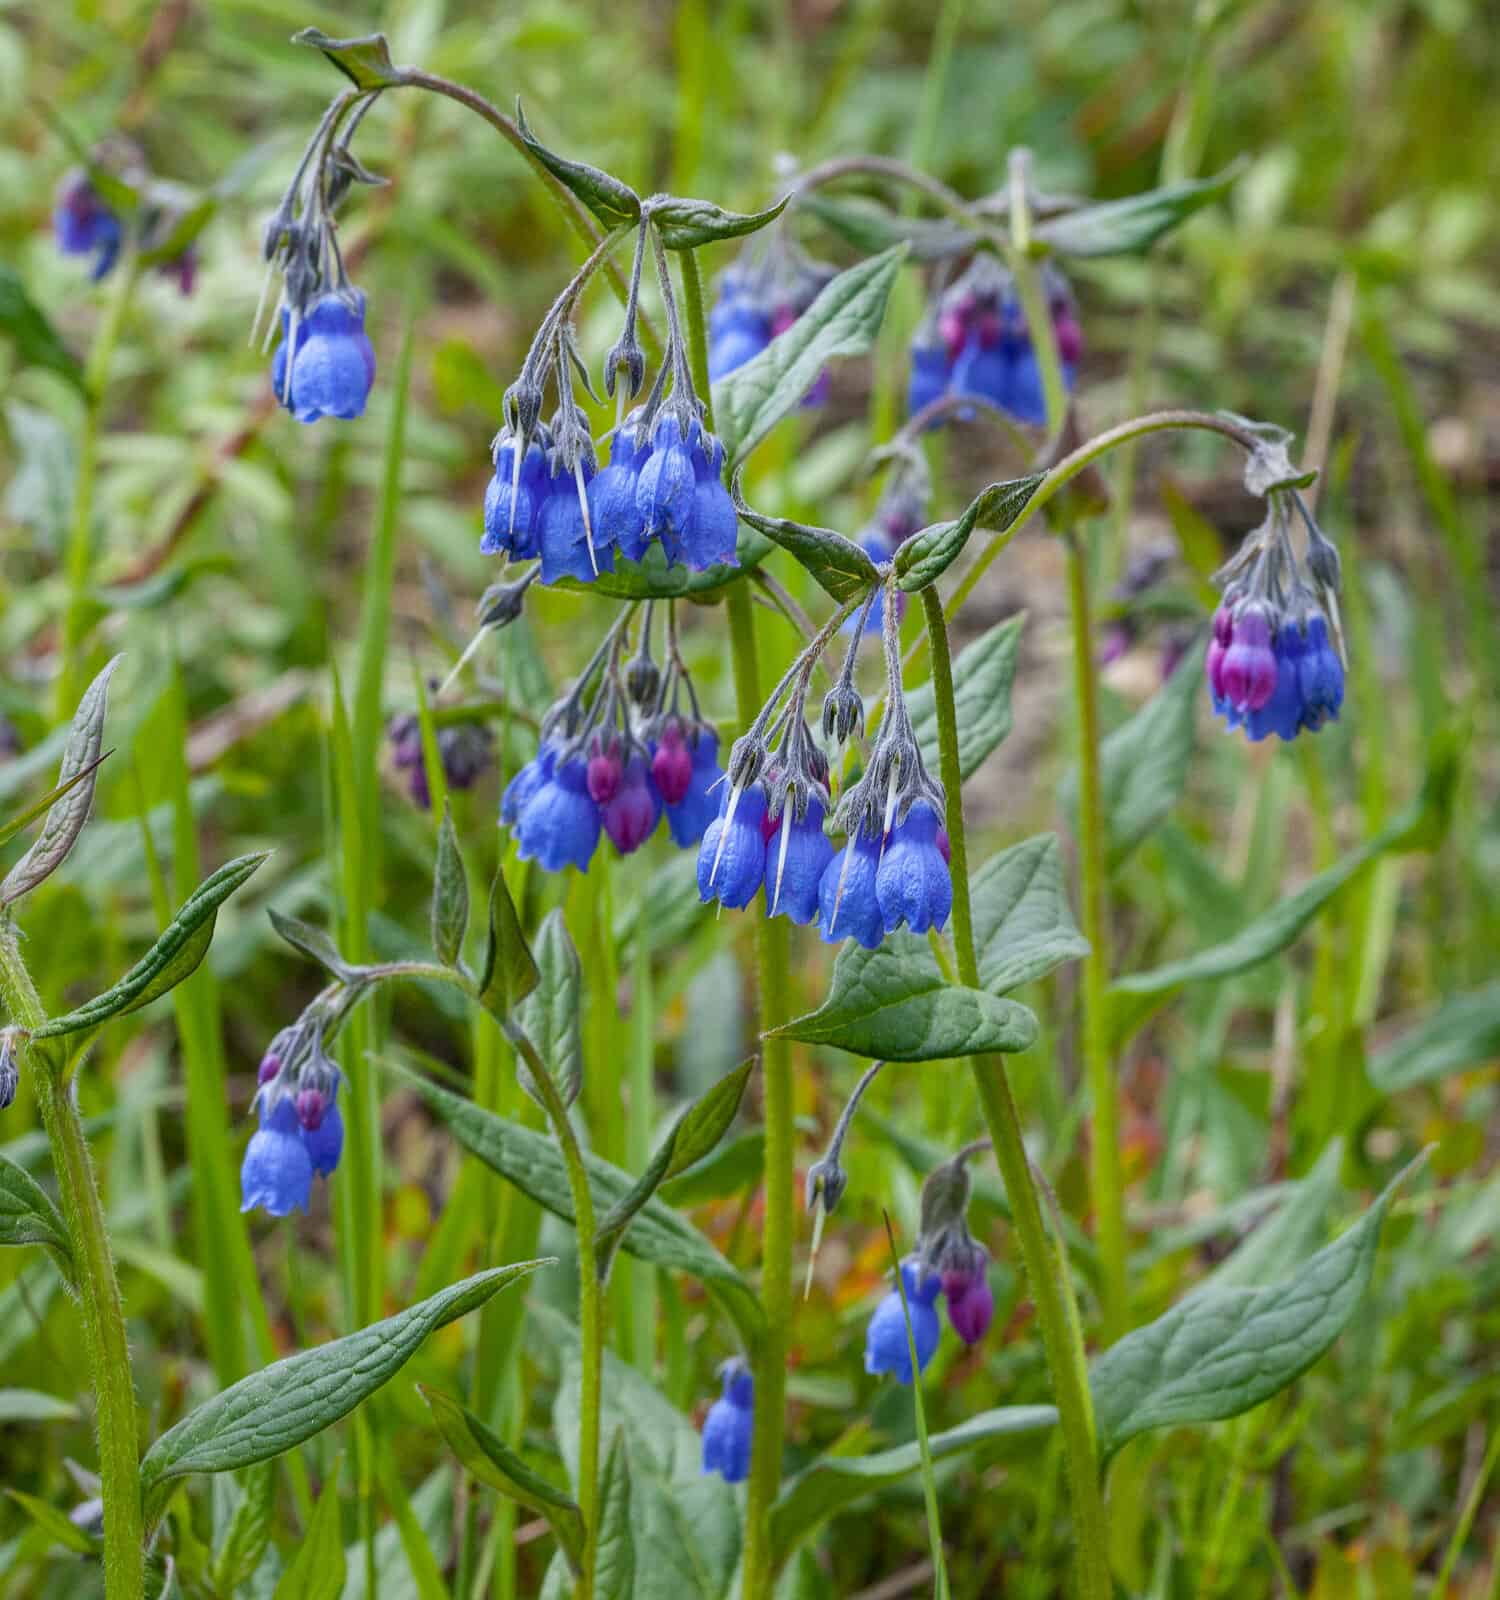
(501, 607), (723, 871)
(866, 1143), (995, 1383)
(700, 1358), (755, 1483)
(240, 1020), (345, 1217)
(707, 231), (834, 402)
(1206, 493), (1346, 742)
(387, 710), (493, 809)
(908, 256), (1079, 427)
(848, 457), (929, 639)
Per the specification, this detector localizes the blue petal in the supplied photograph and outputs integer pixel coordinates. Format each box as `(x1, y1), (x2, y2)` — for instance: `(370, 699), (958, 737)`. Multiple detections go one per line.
(664, 732), (722, 848)
(701, 1394), (753, 1482)
(764, 803), (834, 925)
(240, 1100), (313, 1217)
(875, 803), (952, 935)
(301, 1103), (344, 1179)
(817, 832), (884, 949)
(697, 787), (768, 910)
(516, 759), (601, 873)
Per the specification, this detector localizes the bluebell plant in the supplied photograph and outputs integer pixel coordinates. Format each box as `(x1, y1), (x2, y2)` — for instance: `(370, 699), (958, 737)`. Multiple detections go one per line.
(707, 224), (835, 401)
(240, 1016), (345, 1217)
(700, 1358), (755, 1483)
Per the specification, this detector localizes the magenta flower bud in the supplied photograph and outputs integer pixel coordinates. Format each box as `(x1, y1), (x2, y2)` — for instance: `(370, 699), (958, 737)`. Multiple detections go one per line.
(295, 1088), (327, 1131)
(601, 754), (661, 855)
(258, 1053), (281, 1086)
(652, 724), (694, 806)
(942, 1267), (995, 1347)
(936, 827), (951, 865)
(1212, 604), (1234, 646)
(1220, 607), (1277, 711)
(586, 743), (623, 805)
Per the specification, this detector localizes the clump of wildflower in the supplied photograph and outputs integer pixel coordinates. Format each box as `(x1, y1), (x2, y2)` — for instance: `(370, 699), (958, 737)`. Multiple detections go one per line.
(387, 711), (494, 809)
(240, 1021), (345, 1217)
(908, 257), (1079, 427)
(1207, 493), (1346, 742)
(700, 1359), (754, 1483)
(707, 230), (835, 403)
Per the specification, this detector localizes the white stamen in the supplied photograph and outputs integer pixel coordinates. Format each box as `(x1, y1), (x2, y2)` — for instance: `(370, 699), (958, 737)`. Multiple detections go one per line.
(771, 811), (792, 916)
(804, 1200), (827, 1300)
(250, 265), (277, 349)
(829, 841), (854, 933)
(708, 784), (743, 888)
(508, 440), (524, 537)
(576, 459), (597, 576)
(279, 308), (300, 404)
(439, 624), (493, 698)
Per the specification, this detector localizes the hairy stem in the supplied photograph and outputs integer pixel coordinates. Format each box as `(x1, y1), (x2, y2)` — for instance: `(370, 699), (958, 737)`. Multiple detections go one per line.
(1063, 534), (1128, 1342)
(919, 589), (1110, 1600)
(0, 922), (143, 1600)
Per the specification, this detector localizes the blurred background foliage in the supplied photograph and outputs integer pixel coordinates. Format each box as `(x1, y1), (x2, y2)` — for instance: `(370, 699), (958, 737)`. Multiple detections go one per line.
(1, 0), (1499, 1595)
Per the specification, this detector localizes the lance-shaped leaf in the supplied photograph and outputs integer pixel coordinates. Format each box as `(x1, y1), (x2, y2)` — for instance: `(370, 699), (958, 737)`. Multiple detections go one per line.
(652, 193), (789, 251)
(769, 1407), (1057, 1567)
(1367, 982), (1500, 1094)
(515, 910), (583, 1111)
(895, 476), (1045, 592)
(593, 1432), (635, 1600)
(477, 865), (539, 1021)
(906, 614), (1024, 781)
(1089, 1155), (1423, 1463)
(2, 656), (121, 906)
(391, 1060), (764, 1345)
(0, 267), (85, 391)
(37, 852), (269, 1039)
(138, 1263), (548, 1522)
(422, 1387), (584, 1571)
(594, 1058), (753, 1266)
(716, 246), (907, 466)
(771, 937), (1038, 1062)
(731, 477), (880, 602)
(291, 27), (403, 89)
(798, 194), (976, 261)
(431, 803), (469, 968)
(271, 1468), (345, 1600)
(970, 833), (1090, 994)
(1035, 166), (1239, 258)
(514, 102), (641, 228)
(267, 909), (360, 983)
(0, 1154), (73, 1280)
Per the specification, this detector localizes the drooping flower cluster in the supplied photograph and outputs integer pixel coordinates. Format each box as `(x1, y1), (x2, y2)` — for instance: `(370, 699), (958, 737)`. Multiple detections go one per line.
(53, 159), (198, 293)
(707, 230), (835, 402)
(256, 100), (382, 424)
(865, 1143), (995, 1384)
(908, 256), (1080, 427)
(700, 1358), (754, 1483)
(480, 218), (742, 586)
(1206, 492), (1346, 742)
(501, 606), (723, 872)
(387, 710), (494, 809)
(240, 1019), (345, 1217)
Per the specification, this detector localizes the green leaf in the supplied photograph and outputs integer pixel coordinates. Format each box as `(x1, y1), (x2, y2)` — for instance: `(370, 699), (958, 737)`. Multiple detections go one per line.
(515, 910), (583, 1112)
(392, 1061), (764, 1345)
(514, 102), (641, 228)
(1069, 639), (1204, 870)
(1196, 1140), (1344, 1296)
(37, 852), (270, 1039)
(1034, 167), (1239, 258)
(2, 656), (121, 907)
(477, 866), (539, 1022)
(0, 268), (84, 390)
(267, 908), (359, 983)
(272, 1470), (346, 1600)
(652, 193), (789, 251)
(594, 1059), (754, 1263)
(895, 476), (1045, 592)
(0, 1155), (73, 1277)
(769, 1407), (1057, 1567)
(970, 833), (1090, 993)
(1367, 982), (1500, 1093)
(211, 1463), (275, 1595)
(731, 482), (880, 602)
(716, 247), (907, 466)
(430, 802), (469, 968)
(0, 1387), (78, 1423)
(564, 530), (771, 601)
(6, 1489), (98, 1555)
(0, 756), (107, 851)
(771, 938), (1038, 1061)
(594, 1432), (634, 1600)
(906, 615), (1024, 781)
(291, 28), (403, 89)
(1089, 1156), (1423, 1463)
(421, 1387), (583, 1570)
(798, 194), (975, 260)
(138, 1264), (548, 1522)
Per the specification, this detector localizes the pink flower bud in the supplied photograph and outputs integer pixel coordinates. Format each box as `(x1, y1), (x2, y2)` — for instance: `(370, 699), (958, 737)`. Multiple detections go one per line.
(295, 1088), (327, 1131)
(258, 1053), (281, 1085)
(942, 1267), (995, 1346)
(586, 744), (622, 805)
(651, 726), (693, 805)
(1220, 608), (1277, 711)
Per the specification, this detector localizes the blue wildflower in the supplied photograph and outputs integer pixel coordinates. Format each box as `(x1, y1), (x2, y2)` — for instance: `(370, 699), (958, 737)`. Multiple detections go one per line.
(817, 826), (884, 950)
(501, 743), (557, 825)
(538, 455), (612, 585)
(1296, 614), (1344, 730)
(636, 416), (699, 560)
(708, 291), (771, 381)
(54, 170), (122, 281)
(697, 783), (768, 911)
(483, 433), (551, 559)
(907, 340), (949, 418)
(657, 724), (722, 848)
(865, 1260), (941, 1384)
(876, 802), (952, 935)
(515, 756), (601, 873)
(274, 292), (376, 424)
(701, 1360), (754, 1483)
(587, 422), (650, 562)
(295, 1087), (344, 1179)
(686, 434), (740, 571)
(1243, 623), (1308, 743)
(764, 798), (834, 925)
(240, 1096), (313, 1218)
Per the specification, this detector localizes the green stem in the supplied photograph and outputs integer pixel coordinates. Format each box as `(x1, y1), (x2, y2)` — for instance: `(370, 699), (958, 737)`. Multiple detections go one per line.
(725, 580), (793, 1599)
(0, 921), (143, 1600)
(506, 1022), (601, 1599)
(679, 246), (712, 426)
(57, 258), (140, 722)
(1062, 534), (1128, 1344)
(918, 590), (1110, 1600)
